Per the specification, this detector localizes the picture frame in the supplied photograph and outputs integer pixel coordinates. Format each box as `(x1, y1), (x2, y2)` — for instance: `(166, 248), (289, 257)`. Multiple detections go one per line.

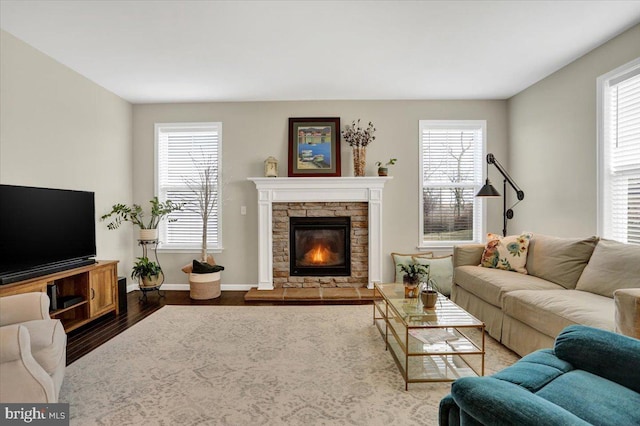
(288, 117), (341, 177)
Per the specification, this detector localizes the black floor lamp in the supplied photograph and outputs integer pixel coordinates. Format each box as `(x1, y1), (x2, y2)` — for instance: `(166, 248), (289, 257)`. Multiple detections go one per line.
(476, 153), (525, 237)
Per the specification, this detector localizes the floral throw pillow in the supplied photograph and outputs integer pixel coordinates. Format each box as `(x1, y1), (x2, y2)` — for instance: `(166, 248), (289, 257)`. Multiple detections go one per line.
(480, 233), (533, 274)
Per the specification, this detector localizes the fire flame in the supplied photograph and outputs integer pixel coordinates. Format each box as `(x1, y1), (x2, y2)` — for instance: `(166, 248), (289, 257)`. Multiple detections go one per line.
(309, 244), (331, 264)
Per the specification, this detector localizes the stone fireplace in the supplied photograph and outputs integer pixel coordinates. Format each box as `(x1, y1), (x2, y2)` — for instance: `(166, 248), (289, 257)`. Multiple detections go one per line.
(249, 177), (391, 290)
(273, 203), (367, 288)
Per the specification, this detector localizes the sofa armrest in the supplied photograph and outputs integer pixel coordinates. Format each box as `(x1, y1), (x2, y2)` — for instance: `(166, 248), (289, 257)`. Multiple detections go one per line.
(453, 244), (484, 268)
(614, 288), (640, 339)
(0, 293), (50, 326)
(554, 324), (640, 394)
(0, 324), (56, 402)
(448, 377), (590, 426)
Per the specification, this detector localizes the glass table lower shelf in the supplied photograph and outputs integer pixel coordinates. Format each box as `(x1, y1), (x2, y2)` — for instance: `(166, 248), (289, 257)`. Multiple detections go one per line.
(374, 283), (486, 389)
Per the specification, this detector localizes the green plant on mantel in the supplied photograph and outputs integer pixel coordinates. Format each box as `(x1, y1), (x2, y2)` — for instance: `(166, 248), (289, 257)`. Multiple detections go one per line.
(375, 158), (397, 176)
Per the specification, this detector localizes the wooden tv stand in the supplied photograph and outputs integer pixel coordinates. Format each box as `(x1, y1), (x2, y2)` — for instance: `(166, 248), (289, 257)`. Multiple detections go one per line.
(0, 260), (119, 332)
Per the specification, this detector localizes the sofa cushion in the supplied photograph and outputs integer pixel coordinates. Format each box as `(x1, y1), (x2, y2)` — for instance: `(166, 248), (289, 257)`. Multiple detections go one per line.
(615, 288), (640, 338)
(455, 265), (564, 308)
(535, 370), (640, 426)
(525, 234), (598, 289)
(502, 290), (614, 338)
(480, 233), (532, 274)
(492, 348), (573, 392)
(575, 239), (640, 297)
(554, 324), (640, 394)
(20, 319), (66, 375)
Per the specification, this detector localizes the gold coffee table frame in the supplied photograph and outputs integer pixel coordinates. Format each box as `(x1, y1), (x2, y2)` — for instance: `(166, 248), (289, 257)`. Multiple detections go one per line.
(374, 283), (485, 390)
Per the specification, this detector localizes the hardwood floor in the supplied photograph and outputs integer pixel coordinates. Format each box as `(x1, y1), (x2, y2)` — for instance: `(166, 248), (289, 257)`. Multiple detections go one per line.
(66, 290), (371, 365)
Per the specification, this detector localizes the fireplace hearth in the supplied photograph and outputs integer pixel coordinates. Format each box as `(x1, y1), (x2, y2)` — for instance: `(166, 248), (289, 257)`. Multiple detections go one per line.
(290, 217), (351, 276)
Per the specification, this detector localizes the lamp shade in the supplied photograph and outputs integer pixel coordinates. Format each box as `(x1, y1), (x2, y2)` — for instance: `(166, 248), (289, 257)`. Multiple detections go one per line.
(476, 179), (501, 197)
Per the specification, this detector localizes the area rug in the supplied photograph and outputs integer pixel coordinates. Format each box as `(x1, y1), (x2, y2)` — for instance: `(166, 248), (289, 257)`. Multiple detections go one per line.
(59, 305), (519, 425)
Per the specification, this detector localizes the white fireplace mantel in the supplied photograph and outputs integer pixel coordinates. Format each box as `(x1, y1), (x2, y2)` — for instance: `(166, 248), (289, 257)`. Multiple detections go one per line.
(248, 177), (392, 290)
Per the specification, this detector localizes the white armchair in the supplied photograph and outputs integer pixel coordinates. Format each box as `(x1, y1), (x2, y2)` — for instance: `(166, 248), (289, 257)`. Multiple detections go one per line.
(0, 292), (67, 402)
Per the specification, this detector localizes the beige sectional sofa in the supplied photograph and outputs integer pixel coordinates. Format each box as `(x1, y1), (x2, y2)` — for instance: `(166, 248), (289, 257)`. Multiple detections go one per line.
(452, 235), (640, 356)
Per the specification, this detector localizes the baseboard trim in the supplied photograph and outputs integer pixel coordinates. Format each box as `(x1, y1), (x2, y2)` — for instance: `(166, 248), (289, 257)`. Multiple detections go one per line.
(127, 283), (257, 293)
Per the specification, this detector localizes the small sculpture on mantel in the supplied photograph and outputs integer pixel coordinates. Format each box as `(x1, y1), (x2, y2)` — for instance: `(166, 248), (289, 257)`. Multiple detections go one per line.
(264, 156), (278, 177)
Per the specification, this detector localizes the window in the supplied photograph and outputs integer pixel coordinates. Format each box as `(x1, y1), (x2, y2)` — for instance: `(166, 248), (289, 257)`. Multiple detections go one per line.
(419, 120), (485, 248)
(155, 122), (223, 251)
(598, 59), (640, 245)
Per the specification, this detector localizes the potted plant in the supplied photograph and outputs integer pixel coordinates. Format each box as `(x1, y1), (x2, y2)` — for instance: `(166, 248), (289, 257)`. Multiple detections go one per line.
(399, 263), (429, 298)
(131, 257), (163, 289)
(101, 197), (183, 241)
(420, 279), (440, 309)
(178, 152), (225, 299)
(375, 158), (397, 176)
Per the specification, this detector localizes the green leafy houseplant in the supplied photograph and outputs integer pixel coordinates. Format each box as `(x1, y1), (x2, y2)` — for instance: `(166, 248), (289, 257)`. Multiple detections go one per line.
(101, 197), (183, 230)
(131, 257), (163, 288)
(375, 158), (397, 176)
(400, 263), (428, 298)
(399, 263), (429, 285)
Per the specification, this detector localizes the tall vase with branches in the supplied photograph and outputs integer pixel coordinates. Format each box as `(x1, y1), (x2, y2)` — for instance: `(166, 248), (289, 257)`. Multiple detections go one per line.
(183, 150), (219, 262)
(342, 119), (376, 176)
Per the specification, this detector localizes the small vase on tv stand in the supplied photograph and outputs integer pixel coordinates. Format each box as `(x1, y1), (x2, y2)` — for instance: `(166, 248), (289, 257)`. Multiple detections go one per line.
(353, 146), (366, 177)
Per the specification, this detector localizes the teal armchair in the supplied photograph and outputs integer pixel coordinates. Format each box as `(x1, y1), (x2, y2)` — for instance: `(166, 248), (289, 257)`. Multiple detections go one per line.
(439, 325), (640, 425)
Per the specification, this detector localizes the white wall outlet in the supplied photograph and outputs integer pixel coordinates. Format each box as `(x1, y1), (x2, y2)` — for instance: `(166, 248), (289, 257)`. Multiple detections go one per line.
(241, 206), (247, 215)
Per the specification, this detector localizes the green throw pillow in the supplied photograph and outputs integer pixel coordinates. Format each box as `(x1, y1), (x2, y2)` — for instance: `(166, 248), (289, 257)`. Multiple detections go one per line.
(413, 256), (453, 296)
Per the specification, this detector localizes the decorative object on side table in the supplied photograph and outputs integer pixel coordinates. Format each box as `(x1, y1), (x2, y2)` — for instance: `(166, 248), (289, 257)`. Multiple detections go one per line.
(399, 263), (429, 298)
(375, 158), (397, 176)
(476, 153), (525, 237)
(342, 119), (376, 176)
(288, 117), (341, 177)
(264, 156), (278, 177)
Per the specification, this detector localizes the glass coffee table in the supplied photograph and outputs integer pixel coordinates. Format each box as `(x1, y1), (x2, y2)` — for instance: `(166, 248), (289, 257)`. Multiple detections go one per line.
(373, 283), (485, 390)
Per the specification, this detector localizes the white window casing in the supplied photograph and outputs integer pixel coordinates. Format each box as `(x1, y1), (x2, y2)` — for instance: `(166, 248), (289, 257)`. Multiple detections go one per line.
(597, 58), (640, 245)
(155, 122), (223, 252)
(419, 120), (486, 249)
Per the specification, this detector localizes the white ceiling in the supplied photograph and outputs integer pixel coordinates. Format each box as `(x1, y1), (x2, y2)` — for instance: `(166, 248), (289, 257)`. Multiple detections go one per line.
(1, 1), (640, 104)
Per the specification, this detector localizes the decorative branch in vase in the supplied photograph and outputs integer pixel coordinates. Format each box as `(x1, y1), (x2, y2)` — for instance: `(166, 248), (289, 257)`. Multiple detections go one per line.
(341, 119), (376, 176)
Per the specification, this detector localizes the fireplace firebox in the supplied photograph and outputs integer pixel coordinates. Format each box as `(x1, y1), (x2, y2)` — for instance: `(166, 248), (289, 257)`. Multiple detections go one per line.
(289, 217), (351, 276)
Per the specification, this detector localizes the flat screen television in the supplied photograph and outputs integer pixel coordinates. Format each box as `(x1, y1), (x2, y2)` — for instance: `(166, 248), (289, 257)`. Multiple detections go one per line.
(0, 184), (97, 285)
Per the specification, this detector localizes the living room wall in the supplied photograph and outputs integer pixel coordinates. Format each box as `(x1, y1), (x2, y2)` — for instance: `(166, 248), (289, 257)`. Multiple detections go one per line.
(0, 31), (135, 277)
(133, 100), (508, 287)
(508, 24), (640, 237)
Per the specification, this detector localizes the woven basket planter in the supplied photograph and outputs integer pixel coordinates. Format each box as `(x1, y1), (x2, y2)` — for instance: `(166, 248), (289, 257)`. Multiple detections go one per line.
(189, 271), (221, 300)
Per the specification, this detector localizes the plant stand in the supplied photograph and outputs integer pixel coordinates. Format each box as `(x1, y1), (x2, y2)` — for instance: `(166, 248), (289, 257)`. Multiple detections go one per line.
(138, 239), (165, 301)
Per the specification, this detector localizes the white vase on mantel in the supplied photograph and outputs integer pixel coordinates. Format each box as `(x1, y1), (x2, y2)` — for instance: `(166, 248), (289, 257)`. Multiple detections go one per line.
(138, 228), (159, 241)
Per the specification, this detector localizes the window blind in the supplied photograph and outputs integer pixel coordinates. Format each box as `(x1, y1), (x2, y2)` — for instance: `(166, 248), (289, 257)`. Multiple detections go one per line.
(156, 123), (222, 250)
(420, 121), (484, 245)
(604, 70), (640, 244)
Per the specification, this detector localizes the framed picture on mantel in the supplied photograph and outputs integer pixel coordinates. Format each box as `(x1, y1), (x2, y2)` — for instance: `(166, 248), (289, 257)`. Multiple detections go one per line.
(288, 117), (341, 177)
